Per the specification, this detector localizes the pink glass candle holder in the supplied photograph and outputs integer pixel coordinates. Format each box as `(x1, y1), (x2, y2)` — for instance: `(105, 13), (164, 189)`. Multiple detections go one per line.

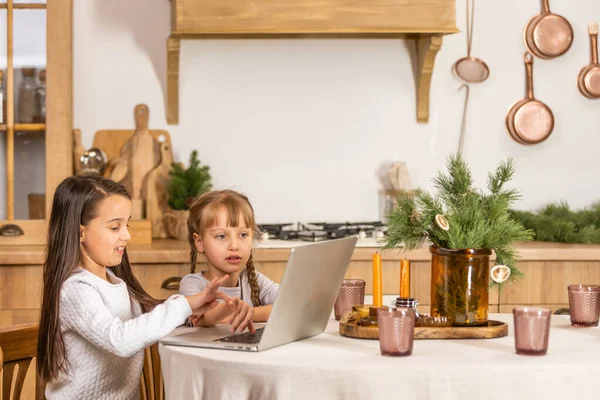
(513, 307), (551, 356)
(334, 279), (366, 321)
(377, 307), (416, 357)
(568, 284), (600, 327)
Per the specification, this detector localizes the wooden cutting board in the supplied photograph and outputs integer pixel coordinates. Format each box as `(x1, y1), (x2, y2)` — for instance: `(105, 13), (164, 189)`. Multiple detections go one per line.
(145, 141), (174, 238)
(117, 104), (159, 219)
(92, 128), (171, 163)
(92, 103), (173, 182)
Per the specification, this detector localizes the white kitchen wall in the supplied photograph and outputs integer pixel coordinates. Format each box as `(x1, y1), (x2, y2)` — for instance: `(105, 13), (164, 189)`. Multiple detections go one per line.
(7, 0), (600, 223)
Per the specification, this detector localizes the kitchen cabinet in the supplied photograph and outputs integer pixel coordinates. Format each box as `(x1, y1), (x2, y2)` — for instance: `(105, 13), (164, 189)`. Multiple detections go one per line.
(166, 0), (458, 125)
(2, 240), (600, 327)
(0, 0), (73, 246)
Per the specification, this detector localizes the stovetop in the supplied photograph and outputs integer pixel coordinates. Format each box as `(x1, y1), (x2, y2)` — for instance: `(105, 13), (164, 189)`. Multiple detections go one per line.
(257, 221), (388, 242)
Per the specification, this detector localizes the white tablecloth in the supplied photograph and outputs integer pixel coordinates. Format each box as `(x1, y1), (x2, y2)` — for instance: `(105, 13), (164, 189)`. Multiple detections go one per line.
(159, 314), (600, 400)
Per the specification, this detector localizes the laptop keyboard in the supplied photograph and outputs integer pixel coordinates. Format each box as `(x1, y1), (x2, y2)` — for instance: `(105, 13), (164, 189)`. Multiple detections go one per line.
(214, 327), (265, 344)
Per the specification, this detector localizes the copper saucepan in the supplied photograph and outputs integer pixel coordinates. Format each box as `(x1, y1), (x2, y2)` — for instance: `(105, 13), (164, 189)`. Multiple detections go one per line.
(506, 52), (554, 145)
(577, 23), (600, 99)
(524, 0), (573, 59)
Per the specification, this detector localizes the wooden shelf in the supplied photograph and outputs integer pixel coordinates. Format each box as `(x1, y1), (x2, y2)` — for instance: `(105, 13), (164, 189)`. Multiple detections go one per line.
(0, 123), (45, 131)
(166, 0), (458, 125)
(0, 4), (46, 9)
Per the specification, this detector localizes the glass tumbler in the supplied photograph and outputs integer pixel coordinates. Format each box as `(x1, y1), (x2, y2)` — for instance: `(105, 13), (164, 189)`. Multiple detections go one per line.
(377, 307), (416, 356)
(513, 307), (551, 356)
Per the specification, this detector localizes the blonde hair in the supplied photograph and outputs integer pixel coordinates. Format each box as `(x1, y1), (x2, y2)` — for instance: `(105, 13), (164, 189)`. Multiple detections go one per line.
(187, 190), (261, 307)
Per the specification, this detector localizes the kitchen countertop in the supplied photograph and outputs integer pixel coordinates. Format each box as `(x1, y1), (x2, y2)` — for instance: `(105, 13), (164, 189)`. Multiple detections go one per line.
(2, 240), (600, 265)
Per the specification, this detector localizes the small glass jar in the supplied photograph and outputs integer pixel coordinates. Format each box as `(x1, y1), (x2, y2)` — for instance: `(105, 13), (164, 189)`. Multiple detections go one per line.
(394, 297), (420, 318)
(18, 68), (37, 123)
(33, 69), (46, 123)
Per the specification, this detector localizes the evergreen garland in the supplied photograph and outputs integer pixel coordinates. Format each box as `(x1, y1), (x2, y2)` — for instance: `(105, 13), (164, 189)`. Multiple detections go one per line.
(509, 201), (600, 244)
(383, 153), (534, 284)
(168, 150), (212, 210)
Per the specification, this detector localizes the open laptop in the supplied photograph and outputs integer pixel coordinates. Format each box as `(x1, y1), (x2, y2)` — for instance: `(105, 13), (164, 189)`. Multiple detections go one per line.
(160, 235), (358, 352)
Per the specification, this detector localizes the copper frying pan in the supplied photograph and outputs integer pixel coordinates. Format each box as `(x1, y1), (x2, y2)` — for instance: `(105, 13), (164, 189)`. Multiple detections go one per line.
(506, 53), (533, 144)
(506, 52), (554, 145)
(524, 0), (573, 59)
(577, 23), (600, 99)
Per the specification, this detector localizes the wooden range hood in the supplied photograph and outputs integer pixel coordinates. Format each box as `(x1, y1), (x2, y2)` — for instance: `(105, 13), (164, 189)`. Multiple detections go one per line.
(167, 0), (458, 124)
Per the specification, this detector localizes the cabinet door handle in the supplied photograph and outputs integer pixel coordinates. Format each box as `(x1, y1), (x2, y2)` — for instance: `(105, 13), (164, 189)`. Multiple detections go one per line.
(161, 277), (182, 290)
(0, 224), (24, 236)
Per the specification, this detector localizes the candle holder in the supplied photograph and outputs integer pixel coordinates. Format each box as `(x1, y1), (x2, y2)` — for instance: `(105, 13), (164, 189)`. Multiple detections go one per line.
(334, 279), (366, 321)
(568, 284), (600, 327)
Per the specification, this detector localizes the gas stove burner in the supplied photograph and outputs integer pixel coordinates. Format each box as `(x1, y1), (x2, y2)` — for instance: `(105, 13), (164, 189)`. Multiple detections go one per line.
(308, 221), (386, 239)
(298, 230), (329, 242)
(257, 223), (296, 240)
(258, 221), (388, 241)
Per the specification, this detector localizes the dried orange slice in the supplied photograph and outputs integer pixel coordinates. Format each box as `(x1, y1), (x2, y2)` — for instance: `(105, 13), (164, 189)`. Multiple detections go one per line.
(491, 264), (511, 283)
(435, 214), (449, 231)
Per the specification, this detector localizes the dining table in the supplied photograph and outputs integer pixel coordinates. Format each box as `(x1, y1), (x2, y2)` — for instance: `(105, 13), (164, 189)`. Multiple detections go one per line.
(159, 313), (600, 399)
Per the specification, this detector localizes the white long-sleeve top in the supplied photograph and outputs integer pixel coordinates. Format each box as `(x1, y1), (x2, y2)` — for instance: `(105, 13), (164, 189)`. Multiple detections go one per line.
(45, 268), (192, 400)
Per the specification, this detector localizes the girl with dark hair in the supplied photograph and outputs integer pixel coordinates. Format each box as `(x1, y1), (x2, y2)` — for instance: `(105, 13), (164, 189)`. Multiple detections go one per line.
(37, 175), (251, 399)
(179, 189), (280, 328)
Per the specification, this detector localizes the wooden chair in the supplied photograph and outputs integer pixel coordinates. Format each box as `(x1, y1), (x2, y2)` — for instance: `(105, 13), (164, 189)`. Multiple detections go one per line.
(0, 323), (44, 400)
(140, 343), (164, 400)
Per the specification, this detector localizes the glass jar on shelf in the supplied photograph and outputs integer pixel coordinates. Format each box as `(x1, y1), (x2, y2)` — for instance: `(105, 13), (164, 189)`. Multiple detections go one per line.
(33, 69), (46, 123)
(17, 68), (37, 123)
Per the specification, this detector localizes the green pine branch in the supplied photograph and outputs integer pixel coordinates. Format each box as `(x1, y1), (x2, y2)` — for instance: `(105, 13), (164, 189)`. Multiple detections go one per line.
(383, 153), (534, 287)
(509, 201), (600, 244)
(168, 150), (213, 210)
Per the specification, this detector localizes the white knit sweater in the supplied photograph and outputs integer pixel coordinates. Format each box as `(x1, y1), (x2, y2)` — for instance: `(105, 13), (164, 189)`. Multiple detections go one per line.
(45, 268), (192, 400)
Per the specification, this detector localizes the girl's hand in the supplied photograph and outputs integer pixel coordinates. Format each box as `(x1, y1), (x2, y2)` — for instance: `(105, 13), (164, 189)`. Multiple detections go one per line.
(189, 314), (202, 327)
(185, 275), (231, 315)
(225, 298), (256, 334)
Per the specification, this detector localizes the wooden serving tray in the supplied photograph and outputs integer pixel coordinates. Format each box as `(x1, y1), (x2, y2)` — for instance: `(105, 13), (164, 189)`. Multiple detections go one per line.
(339, 320), (508, 340)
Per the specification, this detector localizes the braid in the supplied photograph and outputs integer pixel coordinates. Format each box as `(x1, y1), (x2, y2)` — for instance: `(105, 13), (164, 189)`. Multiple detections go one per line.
(246, 253), (261, 307)
(188, 212), (198, 273)
(190, 249), (198, 273)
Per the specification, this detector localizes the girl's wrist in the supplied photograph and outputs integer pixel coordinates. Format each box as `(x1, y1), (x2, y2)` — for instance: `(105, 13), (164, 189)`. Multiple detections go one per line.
(184, 294), (201, 309)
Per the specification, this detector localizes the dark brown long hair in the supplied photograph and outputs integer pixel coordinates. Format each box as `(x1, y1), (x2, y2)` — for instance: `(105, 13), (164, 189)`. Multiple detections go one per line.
(37, 175), (159, 382)
(187, 190), (261, 307)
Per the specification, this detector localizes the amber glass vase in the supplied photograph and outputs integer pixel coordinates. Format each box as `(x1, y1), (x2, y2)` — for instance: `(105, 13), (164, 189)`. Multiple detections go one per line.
(430, 246), (491, 326)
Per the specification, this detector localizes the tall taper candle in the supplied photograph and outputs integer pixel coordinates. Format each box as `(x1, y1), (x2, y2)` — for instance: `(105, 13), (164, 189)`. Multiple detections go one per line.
(400, 258), (410, 298)
(372, 252), (383, 307)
